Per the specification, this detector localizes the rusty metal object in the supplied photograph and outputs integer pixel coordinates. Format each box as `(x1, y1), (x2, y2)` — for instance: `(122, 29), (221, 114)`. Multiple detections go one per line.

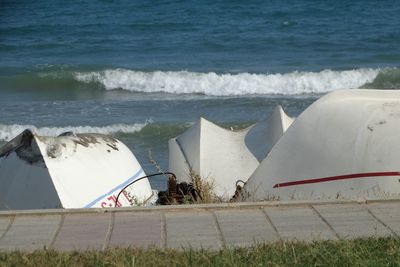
(158, 175), (200, 205)
(230, 180), (246, 202)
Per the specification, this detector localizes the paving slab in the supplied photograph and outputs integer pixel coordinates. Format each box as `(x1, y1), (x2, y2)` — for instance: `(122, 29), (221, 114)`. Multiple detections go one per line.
(314, 203), (391, 239)
(109, 212), (162, 248)
(0, 216), (11, 239)
(367, 202), (400, 237)
(165, 211), (221, 250)
(0, 215), (60, 251)
(265, 206), (337, 241)
(215, 209), (279, 247)
(0, 200), (399, 251)
(51, 213), (110, 251)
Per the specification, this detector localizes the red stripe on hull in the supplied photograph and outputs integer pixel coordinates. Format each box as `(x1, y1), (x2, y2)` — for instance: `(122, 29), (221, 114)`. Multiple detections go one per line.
(273, 171), (400, 188)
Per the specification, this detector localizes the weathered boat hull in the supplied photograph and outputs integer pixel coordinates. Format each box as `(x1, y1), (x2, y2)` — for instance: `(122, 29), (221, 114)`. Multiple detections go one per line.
(242, 89), (400, 201)
(0, 130), (153, 210)
(169, 106), (294, 197)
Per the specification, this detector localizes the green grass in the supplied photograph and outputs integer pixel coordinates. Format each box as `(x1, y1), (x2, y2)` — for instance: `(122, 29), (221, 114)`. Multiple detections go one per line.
(1, 237), (399, 267)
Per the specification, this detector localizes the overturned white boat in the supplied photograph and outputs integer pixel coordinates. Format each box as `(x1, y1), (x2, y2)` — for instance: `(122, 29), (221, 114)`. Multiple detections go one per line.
(168, 106), (294, 197)
(242, 89), (400, 201)
(0, 130), (153, 210)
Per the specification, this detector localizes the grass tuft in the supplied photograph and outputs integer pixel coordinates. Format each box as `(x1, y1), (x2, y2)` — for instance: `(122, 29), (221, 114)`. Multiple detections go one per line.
(188, 169), (220, 204)
(1, 237), (399, 267)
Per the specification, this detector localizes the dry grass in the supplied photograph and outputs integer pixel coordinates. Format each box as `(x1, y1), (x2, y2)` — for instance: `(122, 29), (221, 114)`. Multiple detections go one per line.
(187, 169), (221, 204)
(148, 149), (163, 173)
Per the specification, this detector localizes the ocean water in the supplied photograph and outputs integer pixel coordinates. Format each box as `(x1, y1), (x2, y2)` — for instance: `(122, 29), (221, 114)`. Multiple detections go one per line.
(1, 1), (400, 190)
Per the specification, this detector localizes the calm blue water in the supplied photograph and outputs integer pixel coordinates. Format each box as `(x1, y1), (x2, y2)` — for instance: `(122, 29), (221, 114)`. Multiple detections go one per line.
(2, 1), (400, 72)
(1, 0), (400, 189)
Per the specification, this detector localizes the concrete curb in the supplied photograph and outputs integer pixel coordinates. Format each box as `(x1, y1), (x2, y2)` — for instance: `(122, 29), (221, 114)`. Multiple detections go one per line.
(1, 197), (399, 217)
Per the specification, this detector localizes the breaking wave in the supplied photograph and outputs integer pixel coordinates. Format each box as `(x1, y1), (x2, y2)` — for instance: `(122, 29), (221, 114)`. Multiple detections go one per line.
(2, 67), (399, 96)
(0, 123), (148, 142)
(74, 68), (382, 95)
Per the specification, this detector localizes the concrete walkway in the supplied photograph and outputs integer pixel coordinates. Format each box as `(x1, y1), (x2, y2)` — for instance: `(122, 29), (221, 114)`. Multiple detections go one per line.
(0, 199), (399, 251)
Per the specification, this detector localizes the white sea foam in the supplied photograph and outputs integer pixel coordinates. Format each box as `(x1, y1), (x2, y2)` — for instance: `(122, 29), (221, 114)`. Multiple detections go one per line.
(74, 68), (380, 96)
(0, 123), (147, 142)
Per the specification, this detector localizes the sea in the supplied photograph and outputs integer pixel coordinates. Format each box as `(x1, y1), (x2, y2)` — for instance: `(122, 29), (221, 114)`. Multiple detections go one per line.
(1, 1), (399, 190)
